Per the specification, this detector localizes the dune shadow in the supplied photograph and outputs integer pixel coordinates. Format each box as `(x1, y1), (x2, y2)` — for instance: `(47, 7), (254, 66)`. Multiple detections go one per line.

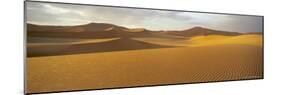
(27, 38), (178, 57)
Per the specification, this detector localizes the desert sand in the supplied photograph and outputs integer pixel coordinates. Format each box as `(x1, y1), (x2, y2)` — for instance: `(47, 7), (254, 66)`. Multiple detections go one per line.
(27, 34), (263, 93)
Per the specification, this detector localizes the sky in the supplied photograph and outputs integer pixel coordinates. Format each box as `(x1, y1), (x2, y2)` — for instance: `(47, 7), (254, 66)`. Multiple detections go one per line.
(26, 2), (263, 33)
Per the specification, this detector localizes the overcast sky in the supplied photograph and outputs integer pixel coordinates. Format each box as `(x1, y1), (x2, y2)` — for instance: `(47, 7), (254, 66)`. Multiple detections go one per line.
(26, 2), (263, 33)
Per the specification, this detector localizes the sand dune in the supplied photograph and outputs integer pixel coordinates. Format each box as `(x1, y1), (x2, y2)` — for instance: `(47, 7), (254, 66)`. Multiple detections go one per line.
(27, 38), (175, 57)
(187, 34), (262, 47)
(133, 37), (188, 46)
(28, 37), (119, 46)
(27, 23), (243, 39)
(27, 22), (128, 33)
(128, 28), (147, 32)
(27, 44), (263, 93)
(133, 34), (262, 47)
(26, 23), (263, 94)
(163, 27), (241, 37)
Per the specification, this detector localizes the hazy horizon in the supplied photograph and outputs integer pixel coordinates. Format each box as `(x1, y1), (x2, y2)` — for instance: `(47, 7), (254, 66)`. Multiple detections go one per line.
(26, 2), (263, 33)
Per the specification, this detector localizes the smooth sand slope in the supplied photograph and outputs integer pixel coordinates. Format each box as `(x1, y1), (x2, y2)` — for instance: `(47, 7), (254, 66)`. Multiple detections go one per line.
(133, 34), (262, 47)
(133, 37), (188, 46)
(27, 34), (263, 93)
(187, 35), (262, 47)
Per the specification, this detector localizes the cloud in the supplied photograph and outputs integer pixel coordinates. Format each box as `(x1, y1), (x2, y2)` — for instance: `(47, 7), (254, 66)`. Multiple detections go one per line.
(26, 2), (90, 25)
(26, 2), (263, 33)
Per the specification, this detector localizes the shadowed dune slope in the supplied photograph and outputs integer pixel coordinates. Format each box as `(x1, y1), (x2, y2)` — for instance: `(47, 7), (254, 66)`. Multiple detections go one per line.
(27, 38), (175, 57)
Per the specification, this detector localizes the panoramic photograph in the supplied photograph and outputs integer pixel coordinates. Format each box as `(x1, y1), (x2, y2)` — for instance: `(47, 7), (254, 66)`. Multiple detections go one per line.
(26, 1), (263, 94)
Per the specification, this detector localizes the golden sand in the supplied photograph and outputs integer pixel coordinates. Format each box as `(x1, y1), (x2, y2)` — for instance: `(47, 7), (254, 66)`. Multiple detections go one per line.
(27, 34), (263, 93)
(188, 35), (262, 47)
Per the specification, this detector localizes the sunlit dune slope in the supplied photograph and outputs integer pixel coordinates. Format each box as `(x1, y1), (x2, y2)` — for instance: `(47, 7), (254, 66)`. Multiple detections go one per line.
(133, 34), (262, 47)
(188, 34), (262, 47)
(27, 44), (263, 93)
(133, 37), (188, 46)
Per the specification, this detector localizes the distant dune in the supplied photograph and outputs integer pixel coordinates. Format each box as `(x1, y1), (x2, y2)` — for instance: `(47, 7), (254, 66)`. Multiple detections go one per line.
(27, 22), (128, 32)
(246, 32), (263, 35)
(27, 23), (246, 39)
(128, 28), (148, 32)
(163, 27), (242, 37)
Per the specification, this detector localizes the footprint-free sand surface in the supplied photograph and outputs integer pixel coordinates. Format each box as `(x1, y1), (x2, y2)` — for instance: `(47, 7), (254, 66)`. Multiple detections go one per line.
(26, 34), (263, 93)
